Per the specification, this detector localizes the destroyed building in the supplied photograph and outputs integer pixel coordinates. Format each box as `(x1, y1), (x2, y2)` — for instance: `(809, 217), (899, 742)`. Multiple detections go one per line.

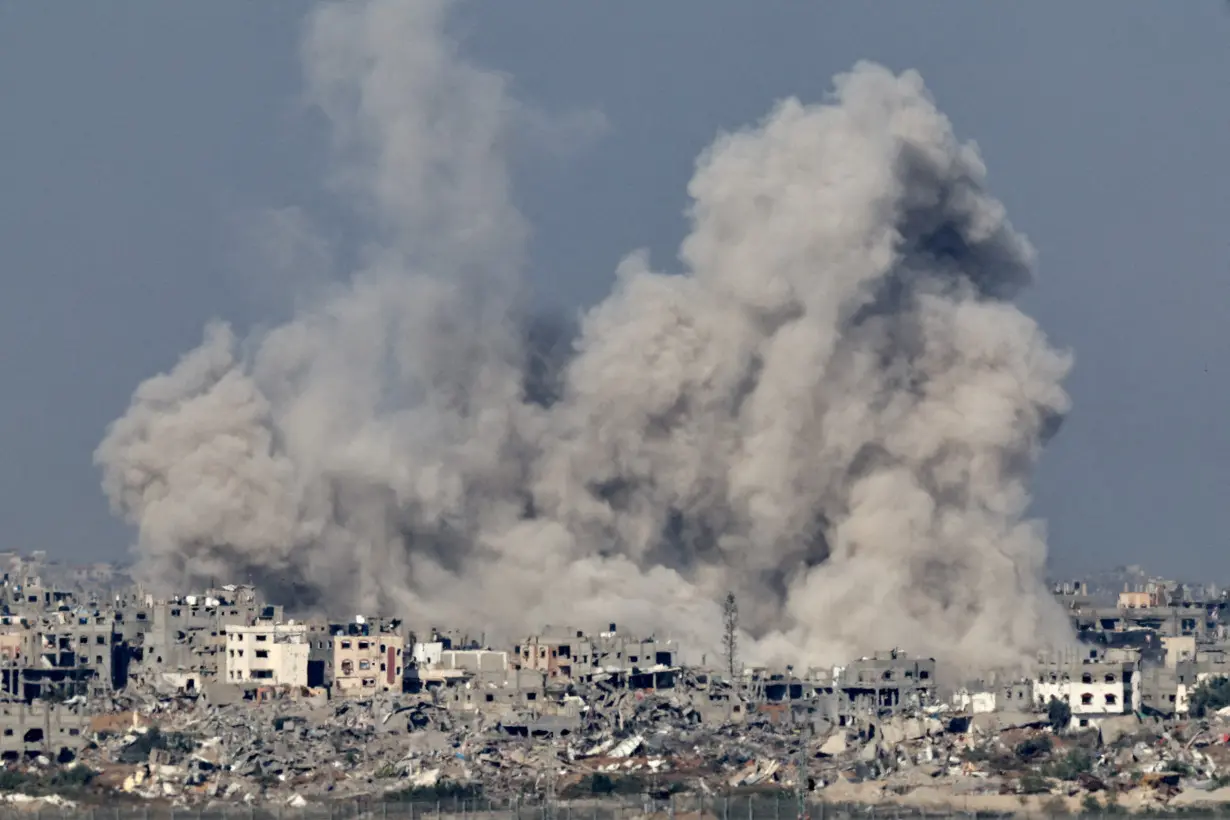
(513, 623), (679, 689)
(137, 589), (281, 692)
(835, 650), (937, 714)
(0, 700), (87, 763)
(8, 552), (1230, 810)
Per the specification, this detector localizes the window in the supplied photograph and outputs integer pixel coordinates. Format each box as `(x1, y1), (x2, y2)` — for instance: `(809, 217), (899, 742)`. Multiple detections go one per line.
(170, 609), (181, 617)
(1105, 673), (1116, 683)
(1080, 693), (1093, 705)
(919, 670), (930, 680)
(342, 660), (354, 675)
(358, 641), (369, 650)
(1081, 673), (1092, 684)
(252, 670), (273, 680)
(362, 678), (375, 687)
(485, 694), (494, 702)
(380, 663), (386, 672)
(1105, 694), (1118, 705)
(96, 636), (105, 645)
(526, 692), (537, 701)
(359, 660), (370, 670)
(68, 729), (79, 736)
(255, 634), (268, 642)
(341, 641), (351, 650)
(380, 645), (386, 653)
(255, 650), (269, 659)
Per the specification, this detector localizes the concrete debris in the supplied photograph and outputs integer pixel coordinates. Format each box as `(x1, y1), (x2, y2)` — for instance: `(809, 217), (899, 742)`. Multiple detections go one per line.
(818, 733), (848, 757)
(12, 673), (1219, 815)
(6, 562), (1230, 813)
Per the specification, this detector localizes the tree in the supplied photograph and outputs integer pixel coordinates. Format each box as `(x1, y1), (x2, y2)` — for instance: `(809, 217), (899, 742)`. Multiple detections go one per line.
(722, 592), (739, 681)
(1047, 696), (1072, 734)
(1189, 676), (1230, 718)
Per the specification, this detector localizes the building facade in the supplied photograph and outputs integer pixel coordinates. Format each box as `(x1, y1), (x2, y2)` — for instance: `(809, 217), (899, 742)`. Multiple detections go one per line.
(333, 629), (404, 698)
(225, 623), (309, 687)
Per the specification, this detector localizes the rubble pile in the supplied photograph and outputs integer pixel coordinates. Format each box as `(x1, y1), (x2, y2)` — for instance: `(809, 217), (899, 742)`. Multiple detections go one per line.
(5, 684), (1228, 814)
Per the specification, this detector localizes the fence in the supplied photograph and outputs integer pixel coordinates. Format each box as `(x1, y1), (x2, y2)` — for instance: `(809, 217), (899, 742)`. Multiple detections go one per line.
(0, 794), (1211, 820)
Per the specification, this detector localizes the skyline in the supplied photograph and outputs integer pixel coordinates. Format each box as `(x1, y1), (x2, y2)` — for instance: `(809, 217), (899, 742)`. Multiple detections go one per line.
(1, 0), (1229, 581)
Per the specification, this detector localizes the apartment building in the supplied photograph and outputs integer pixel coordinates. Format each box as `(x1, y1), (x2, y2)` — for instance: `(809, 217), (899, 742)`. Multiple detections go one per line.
(514, 623), (680, 686)
(1033, 649), (1139, 729)
(333, 626), (404, 698)
(139, 588), (281, 690)
(225, 623), (309, 687)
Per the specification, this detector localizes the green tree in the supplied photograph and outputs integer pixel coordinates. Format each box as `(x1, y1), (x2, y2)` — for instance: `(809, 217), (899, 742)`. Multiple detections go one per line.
(1047, 696), (1072, 733)
(1043, 748), (1092, 780)
(1189, 676), (1230, 718)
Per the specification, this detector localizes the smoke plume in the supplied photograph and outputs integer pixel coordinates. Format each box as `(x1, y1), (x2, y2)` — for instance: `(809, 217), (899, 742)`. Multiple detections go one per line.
(96, 0), (1074, 671)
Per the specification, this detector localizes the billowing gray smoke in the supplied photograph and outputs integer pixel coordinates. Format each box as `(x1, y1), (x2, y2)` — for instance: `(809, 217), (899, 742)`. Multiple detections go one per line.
(96, 0), (1075, 672)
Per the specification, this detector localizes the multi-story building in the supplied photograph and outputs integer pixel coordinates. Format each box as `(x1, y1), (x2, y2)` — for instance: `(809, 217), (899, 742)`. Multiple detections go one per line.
(834, 650), (937, 714)
(137, 588), (280, 691)
(1032, 648), (1139, 729)
(514, 626), (580, 680)
(0, 701), (88, 763)
(513, 623), (680, 687)
(11, 610), (123, 700)
(225, 623), (310, 687)
(332, 621), (405, 698)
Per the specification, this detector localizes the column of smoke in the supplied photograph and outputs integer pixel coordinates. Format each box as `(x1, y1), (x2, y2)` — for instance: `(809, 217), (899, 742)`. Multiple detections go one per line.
(95, 0), (1076, 672)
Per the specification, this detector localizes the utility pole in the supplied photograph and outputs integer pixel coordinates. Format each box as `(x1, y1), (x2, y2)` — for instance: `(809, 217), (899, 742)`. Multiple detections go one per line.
(722, 592), (739, 682)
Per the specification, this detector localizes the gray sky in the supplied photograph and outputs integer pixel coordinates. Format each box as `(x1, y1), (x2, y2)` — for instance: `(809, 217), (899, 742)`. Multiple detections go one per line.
(0, 1), (1227, 578)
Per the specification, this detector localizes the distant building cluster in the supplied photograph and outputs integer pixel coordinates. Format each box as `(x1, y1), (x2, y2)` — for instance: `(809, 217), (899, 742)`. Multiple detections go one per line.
(950, 579), (1230, 731)
(0, 554), (1225, 766)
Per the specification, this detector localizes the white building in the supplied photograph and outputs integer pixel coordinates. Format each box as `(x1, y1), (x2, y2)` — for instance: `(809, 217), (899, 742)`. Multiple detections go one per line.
(410, 642), (507, 684)
(1033, 657), (1139, 730)
(952, 689), (999, 714)
(225, 623), (309, 687)
(412, 641), (444, 667)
